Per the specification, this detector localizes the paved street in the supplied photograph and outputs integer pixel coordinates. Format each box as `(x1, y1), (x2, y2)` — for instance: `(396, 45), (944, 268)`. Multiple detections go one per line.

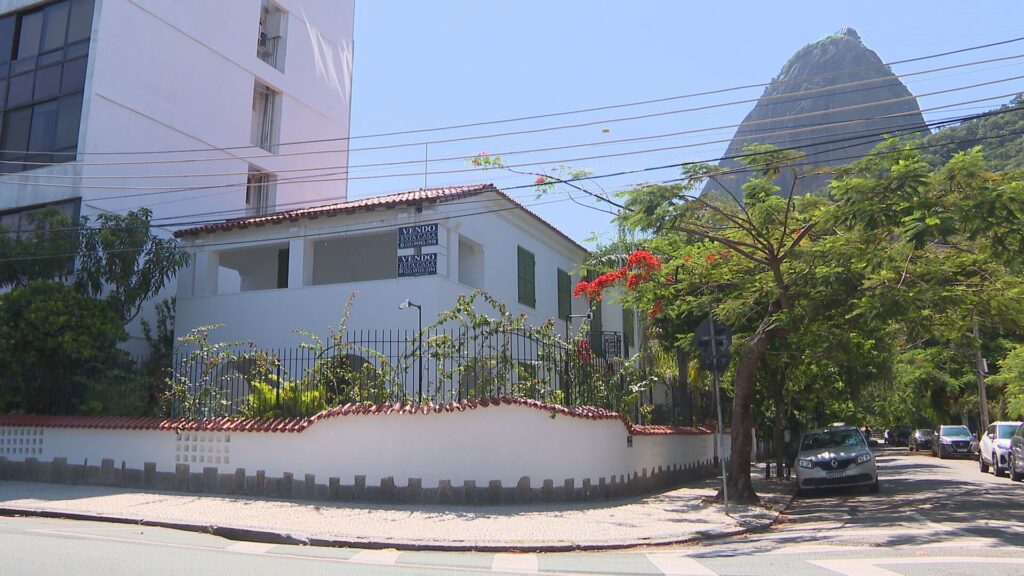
(2, 450), (1024, 574)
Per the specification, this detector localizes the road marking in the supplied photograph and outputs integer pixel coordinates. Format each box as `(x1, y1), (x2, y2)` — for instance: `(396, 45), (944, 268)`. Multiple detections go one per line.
(645, 553), (717, 575)
(811, 556), (1024, 576)
(224, 541), (276, 554)
(350, 549), (400, 565)
(490, 553), (538, 573)
(910, 512), (974, 538)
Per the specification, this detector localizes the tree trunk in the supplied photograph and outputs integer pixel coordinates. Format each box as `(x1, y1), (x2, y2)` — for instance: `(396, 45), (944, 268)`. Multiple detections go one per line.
(715, 328), (769, 505)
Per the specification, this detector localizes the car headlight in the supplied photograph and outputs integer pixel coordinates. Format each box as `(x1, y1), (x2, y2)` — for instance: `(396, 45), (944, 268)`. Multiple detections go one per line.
(798, 459), (814, 469)
(856, 452), (873, 464)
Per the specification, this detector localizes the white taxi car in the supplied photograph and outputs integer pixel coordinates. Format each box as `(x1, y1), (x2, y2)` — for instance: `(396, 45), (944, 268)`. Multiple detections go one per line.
(795, 424), (879, 496)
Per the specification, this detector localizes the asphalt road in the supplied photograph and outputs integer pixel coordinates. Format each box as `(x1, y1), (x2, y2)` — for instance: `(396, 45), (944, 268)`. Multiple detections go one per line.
(2, 449), (1023, 575)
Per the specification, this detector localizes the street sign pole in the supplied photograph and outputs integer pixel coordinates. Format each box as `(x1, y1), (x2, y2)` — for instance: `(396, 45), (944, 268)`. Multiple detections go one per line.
(708, 309), (729, 514)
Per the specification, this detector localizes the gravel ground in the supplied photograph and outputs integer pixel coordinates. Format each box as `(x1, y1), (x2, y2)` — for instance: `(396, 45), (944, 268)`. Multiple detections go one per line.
(0, 470), (793, 550)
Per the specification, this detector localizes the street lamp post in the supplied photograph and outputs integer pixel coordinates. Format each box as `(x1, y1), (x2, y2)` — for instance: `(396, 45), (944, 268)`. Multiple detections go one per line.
(400, 299), (423, 403)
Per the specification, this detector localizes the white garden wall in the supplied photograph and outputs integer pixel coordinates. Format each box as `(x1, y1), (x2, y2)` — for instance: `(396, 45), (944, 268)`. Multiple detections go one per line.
(0, 402), (729, 503)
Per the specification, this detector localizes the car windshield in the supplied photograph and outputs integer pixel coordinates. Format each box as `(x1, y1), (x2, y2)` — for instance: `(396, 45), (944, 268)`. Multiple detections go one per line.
(915, 429), (933, 437)
(940, 426), (971, 438)
(800, 429), (866, 451)
(996, 424), (1018, 439)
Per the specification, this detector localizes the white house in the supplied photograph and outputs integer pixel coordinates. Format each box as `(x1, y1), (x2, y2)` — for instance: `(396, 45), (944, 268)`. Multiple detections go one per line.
(172, 183), (630, 353)
(0, 0), (355, 348)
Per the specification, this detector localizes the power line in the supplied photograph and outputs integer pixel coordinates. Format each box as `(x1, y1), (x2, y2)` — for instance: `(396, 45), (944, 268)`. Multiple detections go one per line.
(5, 102), (1017, 236)
(4, 85), (1020, 196)
(3, 52), (1020, 170)
(4, 119), (1021, 248)
(1, 35), (1022, 161)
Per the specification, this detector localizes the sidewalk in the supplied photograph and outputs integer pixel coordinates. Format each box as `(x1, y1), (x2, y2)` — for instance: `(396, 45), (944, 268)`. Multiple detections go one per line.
(0, 466), (795, 551)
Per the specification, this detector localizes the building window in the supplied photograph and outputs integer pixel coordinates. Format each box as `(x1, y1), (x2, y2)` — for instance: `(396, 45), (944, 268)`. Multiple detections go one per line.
(622, 307), (635, 356)
(0, 0), (93, 174)
(245, 166), (276, 216)
(557, 268), (571, 321)
(257, 0), (285, 71)
(250, 80), (279, 152)
(517, 246), (535, 308)
(458, 235), (484, 290)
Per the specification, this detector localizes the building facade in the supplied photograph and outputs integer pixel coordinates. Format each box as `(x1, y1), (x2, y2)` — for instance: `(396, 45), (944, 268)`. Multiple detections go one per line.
(173, 184), (628, 351)
(0, 0), (355, 347)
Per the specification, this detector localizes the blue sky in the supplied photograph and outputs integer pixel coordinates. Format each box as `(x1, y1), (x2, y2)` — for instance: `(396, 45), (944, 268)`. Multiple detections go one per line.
(347, 1), (1024, 247)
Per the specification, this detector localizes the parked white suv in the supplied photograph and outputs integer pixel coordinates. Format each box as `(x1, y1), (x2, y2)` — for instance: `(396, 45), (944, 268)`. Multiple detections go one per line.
(980, 421), (1023, 476)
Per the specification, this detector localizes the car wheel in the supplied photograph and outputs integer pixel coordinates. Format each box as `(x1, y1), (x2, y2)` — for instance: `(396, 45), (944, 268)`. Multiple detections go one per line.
(994, 453), (1006, 477)
(869, 479), (880, 494)
(937, 447), (946, 459)
(980, 455), (990, 473)
(1010, 457), (1024, 482)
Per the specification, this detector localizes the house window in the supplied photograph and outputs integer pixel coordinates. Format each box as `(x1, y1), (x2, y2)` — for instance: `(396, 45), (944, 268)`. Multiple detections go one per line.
(458, 235), (484, 289)
(245, 166), (275, 216)
(557, 268), (571, 321)
(589, 299), (604, 357)
(517, 246), (535, 308)
(257, 0), (285, 71)
(250, 80), (279, 152)
(0, 0), (93, 174)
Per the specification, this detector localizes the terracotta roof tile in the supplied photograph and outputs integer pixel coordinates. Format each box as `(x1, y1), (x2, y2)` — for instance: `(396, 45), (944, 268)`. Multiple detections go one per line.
(0, 399), (710, 436)
(172, 183), (587, 253)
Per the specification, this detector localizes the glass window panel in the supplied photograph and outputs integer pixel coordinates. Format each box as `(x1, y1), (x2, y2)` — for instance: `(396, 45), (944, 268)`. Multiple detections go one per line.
(10, 58), (34, 75)
(0, 80), (6, 109)
(60, 57), (85, 93)
(7, 72), (33, 107)
(37, 49), (62, 67)
(0, 17), (15, 63)
(16, 11), (43, 59)
(66, 0), (94, 44)
(54, 93), (81, 150)
(2, 106), (32, 160)
(33, 64), (60, 100)
(64, 40), (88, 59)
(42, 2), (70, 53)
(28, 99), (59, 152)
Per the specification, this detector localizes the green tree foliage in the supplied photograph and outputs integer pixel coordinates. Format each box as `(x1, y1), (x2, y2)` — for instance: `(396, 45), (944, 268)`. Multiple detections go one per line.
(0, 207), (190, 415)
(0, 281), (135, 414)
(917, 95), (1024, 172)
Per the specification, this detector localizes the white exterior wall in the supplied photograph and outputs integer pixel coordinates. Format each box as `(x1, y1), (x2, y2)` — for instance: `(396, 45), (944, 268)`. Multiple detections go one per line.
(0, 405), (726, 487)
(0, 0), (355, 350)
(174, 193), (619, 348)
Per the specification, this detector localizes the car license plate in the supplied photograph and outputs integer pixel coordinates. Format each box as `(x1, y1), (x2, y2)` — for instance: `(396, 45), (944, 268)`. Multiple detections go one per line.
(826, 471), (846, 479)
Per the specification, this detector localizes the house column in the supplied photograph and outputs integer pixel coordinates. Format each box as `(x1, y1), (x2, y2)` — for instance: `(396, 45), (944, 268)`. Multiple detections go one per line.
(288, 236), (309, 288)
(192, 248), (220, 296)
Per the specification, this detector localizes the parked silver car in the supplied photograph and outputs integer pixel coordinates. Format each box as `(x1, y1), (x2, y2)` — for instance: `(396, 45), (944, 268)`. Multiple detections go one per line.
(979, 421), (1023, 476)
(795, 425), (879, 495)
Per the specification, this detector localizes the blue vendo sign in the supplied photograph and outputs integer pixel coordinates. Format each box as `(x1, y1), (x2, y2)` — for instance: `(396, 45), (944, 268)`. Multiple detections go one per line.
(398, 253), (438, 277)
(398, 223), (439, 248)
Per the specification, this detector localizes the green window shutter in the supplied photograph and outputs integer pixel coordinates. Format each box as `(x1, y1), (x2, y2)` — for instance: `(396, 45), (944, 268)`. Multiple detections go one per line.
(622, 307), (635, 355)
(557, 268), (571, 320)
(517, 246), (535, 308)
(276, 248), (289, 289)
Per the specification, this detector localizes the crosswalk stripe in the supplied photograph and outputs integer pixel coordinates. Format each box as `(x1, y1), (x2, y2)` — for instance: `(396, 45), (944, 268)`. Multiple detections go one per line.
(350, 549), (400, 565)
(645, 553), (717, 576)
(811, 557), (1024, 576)
(490, 553), (538, 573)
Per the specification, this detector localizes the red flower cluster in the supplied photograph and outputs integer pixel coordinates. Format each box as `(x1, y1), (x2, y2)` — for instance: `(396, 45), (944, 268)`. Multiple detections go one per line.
(534, 175), (548, 185)
(572, 250), (663, 301)
(649, 301), (664, 319)
(577, 339), (593, 363)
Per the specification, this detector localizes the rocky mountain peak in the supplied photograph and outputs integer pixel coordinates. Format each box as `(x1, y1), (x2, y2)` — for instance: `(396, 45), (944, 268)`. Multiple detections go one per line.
(702, 30), (927, 200)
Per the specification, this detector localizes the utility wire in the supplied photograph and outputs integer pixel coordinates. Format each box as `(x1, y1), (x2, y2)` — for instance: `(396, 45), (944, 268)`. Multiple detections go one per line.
(3, 121), (1021, 250)
(0, 36), (1022, 159)
(4, 86), (1021, 195)
(2, 52), (1021, 170)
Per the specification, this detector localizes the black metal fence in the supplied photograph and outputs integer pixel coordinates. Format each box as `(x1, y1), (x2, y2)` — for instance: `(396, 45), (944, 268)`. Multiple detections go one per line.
(161, 329), (632, 418)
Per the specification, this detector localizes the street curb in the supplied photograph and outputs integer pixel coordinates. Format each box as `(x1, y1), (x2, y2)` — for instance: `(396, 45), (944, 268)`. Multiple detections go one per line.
(0, 487), (797, 552)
